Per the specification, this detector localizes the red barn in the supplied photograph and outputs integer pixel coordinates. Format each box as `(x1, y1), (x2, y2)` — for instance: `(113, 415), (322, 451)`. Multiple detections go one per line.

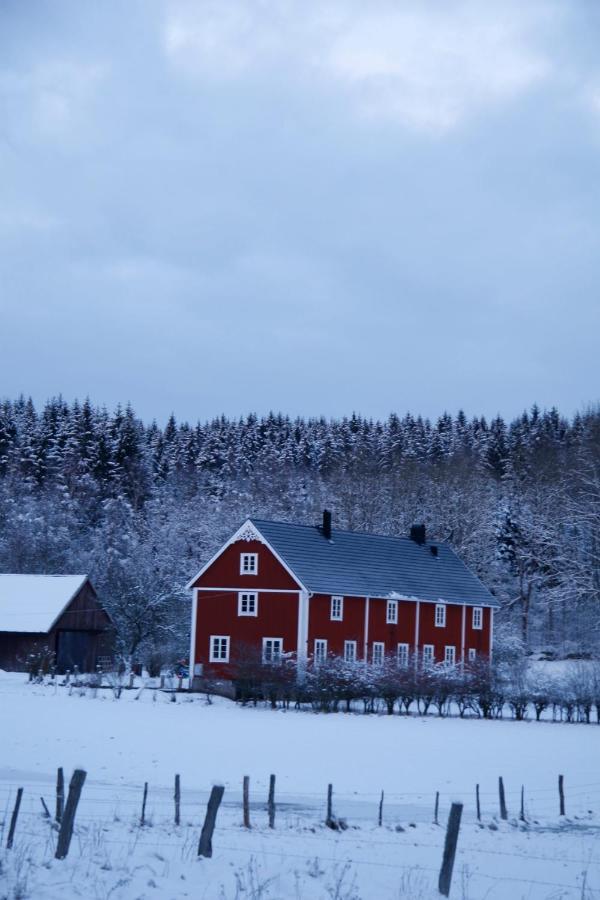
(187, 513), (498, 686)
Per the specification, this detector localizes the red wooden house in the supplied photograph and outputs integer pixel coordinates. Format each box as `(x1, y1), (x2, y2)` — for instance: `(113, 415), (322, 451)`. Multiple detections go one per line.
(187, 512), (498, 686)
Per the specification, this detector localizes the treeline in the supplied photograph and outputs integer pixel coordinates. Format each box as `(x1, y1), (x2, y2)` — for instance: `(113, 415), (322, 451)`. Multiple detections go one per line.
(0, 396), (599, 662)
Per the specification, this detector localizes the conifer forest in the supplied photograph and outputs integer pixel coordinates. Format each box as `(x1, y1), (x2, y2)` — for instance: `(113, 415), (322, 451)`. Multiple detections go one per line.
(0, 396), (598, 664)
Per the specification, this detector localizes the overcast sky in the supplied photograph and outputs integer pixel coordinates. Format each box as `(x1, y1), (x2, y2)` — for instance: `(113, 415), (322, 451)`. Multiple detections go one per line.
(1, 0), (599, 425)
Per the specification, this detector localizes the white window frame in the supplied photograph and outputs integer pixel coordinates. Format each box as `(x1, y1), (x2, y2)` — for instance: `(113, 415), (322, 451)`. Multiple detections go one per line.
(262, 637), (283, 664)
(397, 643), (409, 667)
(238, 591), (258, 616)
(435, 604), (446, 628)
(468, 648), (477, 662)
(372, 642), (385, 666)
(472, 607), (483, 630)
(422, 644), (435, 666)
(240, 552), (258, 575)
(343, 640), (357, 663)
(330, 596), (344, 621)
(209, 635), (230, 663)
(386, 599), (398, 624)
(314, 639), (328, 665)
(444, 645), (456, 666)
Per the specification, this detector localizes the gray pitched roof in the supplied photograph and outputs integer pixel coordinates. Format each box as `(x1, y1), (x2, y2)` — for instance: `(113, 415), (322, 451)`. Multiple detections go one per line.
(250, 519), (499, 608)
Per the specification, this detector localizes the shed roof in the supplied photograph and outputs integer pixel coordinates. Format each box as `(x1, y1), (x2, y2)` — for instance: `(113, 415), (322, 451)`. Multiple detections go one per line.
(249, 519), (499, 607)
(0, 574), (89, 633)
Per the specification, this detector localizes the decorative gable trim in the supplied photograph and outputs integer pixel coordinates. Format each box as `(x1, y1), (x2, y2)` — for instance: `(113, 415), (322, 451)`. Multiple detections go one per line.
(185, 519), (306, 591)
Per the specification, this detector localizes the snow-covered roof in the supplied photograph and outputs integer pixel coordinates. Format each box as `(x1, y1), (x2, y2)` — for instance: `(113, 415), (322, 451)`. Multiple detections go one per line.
(0, 574), (89, 633)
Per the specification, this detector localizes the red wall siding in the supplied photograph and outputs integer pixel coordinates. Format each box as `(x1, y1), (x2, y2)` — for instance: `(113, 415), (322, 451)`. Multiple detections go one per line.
(193, 539), (300, 677)
(464, 605), (491, 658)
(195, 589), (299, 677)
(308, 594), (366, 658)
(193, 539), (300, 591)
(368, 598), (417, 660)
(418, 602), (463, 664)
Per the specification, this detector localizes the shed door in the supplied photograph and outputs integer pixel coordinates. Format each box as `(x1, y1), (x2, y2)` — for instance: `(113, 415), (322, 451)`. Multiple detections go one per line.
(56, 631), (96, 673)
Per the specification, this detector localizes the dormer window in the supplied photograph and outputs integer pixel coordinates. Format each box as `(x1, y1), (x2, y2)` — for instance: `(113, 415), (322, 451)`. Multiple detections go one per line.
(240, 553), (258, 575)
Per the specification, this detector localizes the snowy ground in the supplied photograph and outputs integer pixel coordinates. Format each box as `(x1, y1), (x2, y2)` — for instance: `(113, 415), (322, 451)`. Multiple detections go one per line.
(1, 672), (600, 899)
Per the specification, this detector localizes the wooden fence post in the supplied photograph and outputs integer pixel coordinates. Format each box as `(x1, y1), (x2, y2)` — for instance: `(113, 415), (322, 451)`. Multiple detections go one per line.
(268, 774), (276, 829)
(438, 802), (463, 897)
(174, 774), (181, 826)
(559, 775), (565, 817)
(434, 791), (440, 826)
(475, 784), (481, 822)
(498, 777), (507, 820)
(378, 790), (384, 827)
(243, 776), (250, 828)
(40, 797), (51, 819)
(56, 767), (64, 823)
(55, 769), (86, 859)
(198, 785), (225, 858)
(141, 782), (148, 827)
(519, 786), (525, 822)
(6, 788), (23, 849)
(326, 783), (334, 828)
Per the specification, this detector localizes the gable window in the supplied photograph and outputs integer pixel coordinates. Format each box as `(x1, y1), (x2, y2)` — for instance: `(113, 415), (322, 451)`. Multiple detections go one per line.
(435, 604), (446, 628)
(314, 639), (328, 665)
(238, 592), (258, 616)
(472, 607), (483, 630)
(344, 640), (357, 663)
(422, 644), (434, 666)
(262, 637), (283, 664)
(209, 635), (230, 663)
(240, 553), (258, 575)
(386, 599), (398, 624)
(330, 596), (343, 621)
(468, 648), (477, 662)
(444, 645), (456, 666)
(372, 642), (385, 666)
(397, 643), (409, 667)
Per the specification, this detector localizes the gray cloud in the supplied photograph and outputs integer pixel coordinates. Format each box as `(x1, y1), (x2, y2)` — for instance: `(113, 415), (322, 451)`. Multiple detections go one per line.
(0, 0), (599, 423)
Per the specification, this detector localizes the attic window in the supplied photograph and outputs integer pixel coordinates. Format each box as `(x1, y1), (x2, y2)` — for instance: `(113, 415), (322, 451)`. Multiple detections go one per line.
(240, 553), (258, 575)
(435, 604), (446, 628)
(386, 599), (398, 624)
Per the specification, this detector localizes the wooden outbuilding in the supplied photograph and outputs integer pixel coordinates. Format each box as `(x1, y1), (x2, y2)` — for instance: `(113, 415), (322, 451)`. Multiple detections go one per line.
(0, 575), (115, 673)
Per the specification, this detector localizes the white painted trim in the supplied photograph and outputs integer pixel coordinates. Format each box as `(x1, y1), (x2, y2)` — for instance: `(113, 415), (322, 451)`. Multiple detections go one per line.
(186, 519), (306, 591)
(444, 645), (456, 666)
(237, 591), (258, 616)
(262, 637), (284, 663)
(314, 638), (328, 664)
(461, 604), (466, 667)
(472, 606), (483, 630)
(209, 635), (230, 663)
(195, 586), (300, 594)
(344, 640), (357, 662)
(189, 588), (198, 679)
(297, 589), (309, 666)
(434, 603), (446, 627)
(239, 552), (258, 576)
(372, 641), (385, 666)
(397, 642), (410, 667)
(386, 598), (398, 624)
(422, 643), (434, 666)
(330, 595), (344, 621)
(414, 600), (420, 658)
(468, 648), (477, 662)
(363, 596), (370, 662)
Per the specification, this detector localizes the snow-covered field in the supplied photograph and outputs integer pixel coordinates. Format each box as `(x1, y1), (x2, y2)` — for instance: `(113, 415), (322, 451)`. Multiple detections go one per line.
(1, 672), (600, 899)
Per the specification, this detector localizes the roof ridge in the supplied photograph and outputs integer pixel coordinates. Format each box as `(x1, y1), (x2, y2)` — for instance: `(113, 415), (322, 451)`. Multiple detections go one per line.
(249, 517), (447, 545)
